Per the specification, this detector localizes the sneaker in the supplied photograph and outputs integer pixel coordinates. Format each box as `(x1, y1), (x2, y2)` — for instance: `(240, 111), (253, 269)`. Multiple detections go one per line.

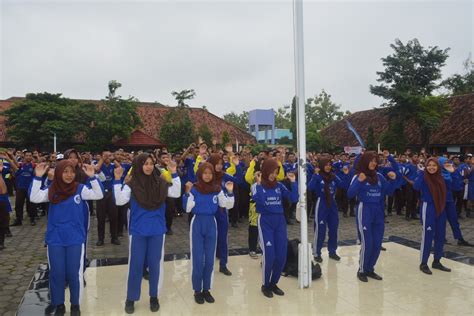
(194, 291), (205, 304)
(96, 240), (104, 246)
(202, 290), (215, 303)
(166, 229), (174, 236)
(70, 304), (80, 316)
(44, 304), (57, 315)
(10, 220), (22, 226)
(432, 261), (451, 272)
(30, 218), (36, 226)
(249, 251), (259, 259)
(367, 271), (383, 280)
(124, 300), (134, 314)
(457, 239), (473, 247)
(55, 304), (66, 315)
(381, 246), (387, 251)
(111, 238), (121, 245)
(231, 223), (238, 228)
(357, 272), (368, 282)
(270, 283), (284, 296)
(261, 285), (273, 298)
(314, 256), (323, 263)
(329, 253), (341, 261)
(150, 297), (160, 312)
(419, 263), (432, 275)
(219, 266), (232, 276)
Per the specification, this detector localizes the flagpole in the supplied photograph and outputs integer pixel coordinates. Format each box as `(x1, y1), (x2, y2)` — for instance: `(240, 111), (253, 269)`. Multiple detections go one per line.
(293, 0), (311, 288)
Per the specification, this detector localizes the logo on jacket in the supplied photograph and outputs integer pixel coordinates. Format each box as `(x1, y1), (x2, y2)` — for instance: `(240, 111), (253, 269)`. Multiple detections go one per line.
(320, 220), (324, 225)
(363, 226), (367, 231)
(266, 241), (272, 247)
(275, 187), (281, 194)
(213, 196), (218, 204)
(427, 226), (432, 231)
(74, 195), (81, 204)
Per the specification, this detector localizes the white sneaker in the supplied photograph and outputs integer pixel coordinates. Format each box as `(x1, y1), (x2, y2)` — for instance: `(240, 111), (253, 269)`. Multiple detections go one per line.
(249, 251), (259, 259)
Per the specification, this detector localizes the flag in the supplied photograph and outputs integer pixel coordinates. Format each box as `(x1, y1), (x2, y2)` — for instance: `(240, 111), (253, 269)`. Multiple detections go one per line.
(345, 120), (366, 148)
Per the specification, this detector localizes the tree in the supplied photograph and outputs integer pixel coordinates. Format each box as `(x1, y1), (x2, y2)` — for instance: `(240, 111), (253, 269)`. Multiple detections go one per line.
(2, 92), (95, 150)
(222, 111), (248, 130)
(274, 106), (291, 129)
(84, 81), (142, 152)
(221, 130), (231, 146)
(370, 38), (449, 121)
(442, 55), (474, 95)
(198, 124), (213, 145)
(380, 121), (407, 153)
(416, 95), (450, 149)
(160, 108), (195, 152)
(171, 89), (196, 107)
(306, 90), (348, 131)
(366, 127), (376, 151)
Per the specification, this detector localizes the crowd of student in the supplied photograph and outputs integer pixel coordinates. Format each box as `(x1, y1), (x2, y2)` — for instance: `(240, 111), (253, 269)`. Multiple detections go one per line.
(0, 144), (473, 315)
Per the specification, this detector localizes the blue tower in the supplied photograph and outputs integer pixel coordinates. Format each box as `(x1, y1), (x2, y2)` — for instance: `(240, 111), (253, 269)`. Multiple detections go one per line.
(248, 109), (275, 145)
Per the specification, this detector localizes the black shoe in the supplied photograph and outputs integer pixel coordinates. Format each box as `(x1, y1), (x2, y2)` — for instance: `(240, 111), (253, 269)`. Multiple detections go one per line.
(405, 216), (410, 221)
(10, 220), (22, 226)
(387, 212), (392, 216)
(286, 219), (294, 225)
(5, 228), (12, 237)
(0, 243), (4, 250)
(125, 300), (134, 314)
(96, 240), (104, 246)
(411, 215), (419, 220)
(367, 271), (383, 280)
(261, 285), (273, 298)
(231, 223), (238, 228)
(314, 256), (323, 263)
(357, 272), (368, 282)
(111, 238), (121, 245)
(70, 304), (80, 316)
(457, 239), (473, 247)
(343, 213), (348, 218)
(55, 304), (66, 316)
(30, 219), (36, 226)
(329, 253), (341, 261)
(117, 232), (123, 237)
(350, 212), (355, 217)
(270, 283), (284, 296)
(143, 269), (150, 280)
(432, 261), (451, 272)
(219, 266), (232, 276)
(381, 246), (387, 251)
(202, 290), (215, 303)
(194, 291), (205, 304)
(150, 297), (160, 312)
(45, 304), (57, 315)
(166, 229), (174, 235)
(419, 264), (432, 275)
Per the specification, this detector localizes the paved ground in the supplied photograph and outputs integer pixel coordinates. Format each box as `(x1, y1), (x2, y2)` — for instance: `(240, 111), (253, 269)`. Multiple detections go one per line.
(1, 201), (473, 316)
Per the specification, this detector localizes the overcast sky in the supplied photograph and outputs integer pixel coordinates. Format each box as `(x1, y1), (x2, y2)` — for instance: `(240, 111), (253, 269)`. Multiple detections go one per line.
(1, 0), (472, 117)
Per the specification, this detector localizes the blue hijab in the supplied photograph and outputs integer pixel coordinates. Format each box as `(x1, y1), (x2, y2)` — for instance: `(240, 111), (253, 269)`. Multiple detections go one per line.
(437, 157), (452, 181)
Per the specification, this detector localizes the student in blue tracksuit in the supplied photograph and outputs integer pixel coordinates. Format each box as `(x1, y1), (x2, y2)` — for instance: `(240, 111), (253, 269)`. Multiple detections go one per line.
(252, 158), (298, 298)
(12, 150), (36, 226)
(309, 156), (349, 263)
(183, 162), (234, 305)
(29, 161), (103, 316)
(114, 153), (181, 314)
(347, 151), (398, 283)
(0, 161), (11, 250)
(413, 157), (451, 275)
(437, 157), (473, 247)
(207, 153), (242, 276)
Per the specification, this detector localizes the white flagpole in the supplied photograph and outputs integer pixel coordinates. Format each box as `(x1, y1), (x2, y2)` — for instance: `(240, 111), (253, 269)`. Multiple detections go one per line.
(293, 0), (311, 288)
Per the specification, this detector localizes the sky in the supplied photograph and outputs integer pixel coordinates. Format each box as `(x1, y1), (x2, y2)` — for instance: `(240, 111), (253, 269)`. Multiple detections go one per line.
(1, 0), (472, 117)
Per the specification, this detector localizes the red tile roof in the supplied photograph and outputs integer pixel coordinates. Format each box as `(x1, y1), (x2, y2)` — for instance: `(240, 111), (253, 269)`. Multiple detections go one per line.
(0, 97), (256, 146)
(321, 93), (474, 147)
(114, 130), (164, 147)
